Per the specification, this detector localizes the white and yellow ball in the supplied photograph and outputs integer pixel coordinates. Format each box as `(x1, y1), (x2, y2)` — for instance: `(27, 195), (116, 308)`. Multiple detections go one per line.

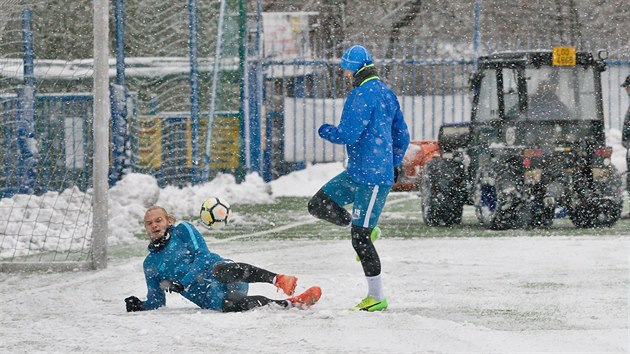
(199, 197), (230, 228)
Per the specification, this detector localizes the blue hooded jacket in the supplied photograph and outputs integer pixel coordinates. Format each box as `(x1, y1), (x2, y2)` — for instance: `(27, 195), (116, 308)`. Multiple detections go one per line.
(142, 221), (248, 311)
(319, 74), (410, 186)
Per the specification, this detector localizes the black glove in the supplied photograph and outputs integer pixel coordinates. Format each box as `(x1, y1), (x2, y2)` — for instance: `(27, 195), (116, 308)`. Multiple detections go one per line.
(160, 279), (185, 293)
(125, 296), (145, 312)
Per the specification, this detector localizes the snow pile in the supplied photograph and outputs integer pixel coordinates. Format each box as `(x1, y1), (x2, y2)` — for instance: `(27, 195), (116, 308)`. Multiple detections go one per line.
(269, 162), (344, 196)
(0, 187), (92, 258)
(0, 170), (277, 257)
(0, 133), (627, 258)
(107, 172), (277, 245)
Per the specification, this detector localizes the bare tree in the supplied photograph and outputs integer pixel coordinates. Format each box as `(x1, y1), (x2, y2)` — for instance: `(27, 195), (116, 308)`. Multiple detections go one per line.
(552, 0), (583, 45)
(567, 0), (583, 46)
(385, 0), (423, 59)
(317, 0), (347, 58)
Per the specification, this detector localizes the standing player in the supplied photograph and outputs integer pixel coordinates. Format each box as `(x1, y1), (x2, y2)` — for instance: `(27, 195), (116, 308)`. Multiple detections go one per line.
(308, 45), (410, 312)
(125, 206), (321, 313)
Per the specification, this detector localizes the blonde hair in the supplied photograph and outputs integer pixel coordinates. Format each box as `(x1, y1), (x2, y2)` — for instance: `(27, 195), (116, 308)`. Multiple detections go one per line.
(145, 205), (177, 224)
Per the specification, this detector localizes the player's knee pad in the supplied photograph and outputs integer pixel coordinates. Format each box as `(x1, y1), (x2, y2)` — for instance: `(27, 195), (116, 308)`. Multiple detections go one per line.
(308, 190), (351, 226)
(351, 225), (381, 276)
(351, 225), (372, 252)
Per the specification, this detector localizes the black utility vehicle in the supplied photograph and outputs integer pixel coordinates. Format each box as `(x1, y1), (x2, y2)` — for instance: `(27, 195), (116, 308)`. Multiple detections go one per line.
(421, 48), (623, 229)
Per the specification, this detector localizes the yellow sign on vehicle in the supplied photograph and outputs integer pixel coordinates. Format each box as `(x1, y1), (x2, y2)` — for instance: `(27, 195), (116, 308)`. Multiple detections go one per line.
(552, 46), (576, 66)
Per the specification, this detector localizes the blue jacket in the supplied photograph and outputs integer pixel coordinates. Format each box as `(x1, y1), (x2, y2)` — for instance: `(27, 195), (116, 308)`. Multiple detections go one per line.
(319, 78), (410, 186)
(142, 221), (248, 311)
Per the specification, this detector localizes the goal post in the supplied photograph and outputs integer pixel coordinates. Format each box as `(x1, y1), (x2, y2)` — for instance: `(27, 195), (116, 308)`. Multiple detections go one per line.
(91, 0), (110, 270)
(0, 1), (109, 272)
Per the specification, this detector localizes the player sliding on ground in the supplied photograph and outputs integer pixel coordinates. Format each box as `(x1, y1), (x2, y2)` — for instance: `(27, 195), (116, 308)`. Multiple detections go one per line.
(124, 206), (321, 313)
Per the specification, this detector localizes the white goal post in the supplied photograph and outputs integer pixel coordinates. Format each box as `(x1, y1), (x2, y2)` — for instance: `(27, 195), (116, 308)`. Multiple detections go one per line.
(90, 0), (110, 271)
(0, 0), (109, 272)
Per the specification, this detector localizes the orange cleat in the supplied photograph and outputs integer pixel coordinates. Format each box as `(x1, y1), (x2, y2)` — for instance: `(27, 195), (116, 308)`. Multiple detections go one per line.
(288, 286), (322, 308)
(274, 274), (297, 296)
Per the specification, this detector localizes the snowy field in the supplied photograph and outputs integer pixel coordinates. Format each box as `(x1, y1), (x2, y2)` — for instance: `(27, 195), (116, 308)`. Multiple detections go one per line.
(1, 236), (628, 353)
(1, 131), (630, 352)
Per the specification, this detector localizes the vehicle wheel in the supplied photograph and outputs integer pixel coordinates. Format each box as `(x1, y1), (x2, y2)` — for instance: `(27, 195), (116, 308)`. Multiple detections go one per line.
(521, 185), (554, 228)
(570, 199), (621, 228)
(420, 158), (464, 226)
(420, 159), (444, 226)
(442, 198), (464, 226)
(441, 163), (465, 226)
(569, 198), (622, 228)
(595, 199), (622, 227)
(474, 167), (521, 230)
(569, 166), (623, 228)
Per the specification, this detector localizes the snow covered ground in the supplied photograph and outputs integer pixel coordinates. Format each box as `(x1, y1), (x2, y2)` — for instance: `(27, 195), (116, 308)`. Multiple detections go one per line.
(0, 130), (629, 353)
(1, 236), (627, 353)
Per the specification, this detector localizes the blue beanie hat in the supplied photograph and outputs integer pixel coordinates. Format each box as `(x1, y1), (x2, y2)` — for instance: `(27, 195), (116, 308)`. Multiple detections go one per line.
(341, 45), (372, 73)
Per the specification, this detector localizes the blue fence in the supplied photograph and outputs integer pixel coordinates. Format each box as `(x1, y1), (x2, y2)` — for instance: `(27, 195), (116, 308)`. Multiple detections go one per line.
(2, 14), (629, 191)
(2, 4), (629, 191)
(0, 94), (94, 198)
(255, 57), (474, 179)
(128, 111), (241, 187)
(258, 56), (629, 180)
(1, 59), (628, 194)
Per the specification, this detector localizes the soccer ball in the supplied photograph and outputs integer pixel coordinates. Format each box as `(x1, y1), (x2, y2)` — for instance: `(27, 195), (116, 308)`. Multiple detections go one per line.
(199, 197), (231, 228)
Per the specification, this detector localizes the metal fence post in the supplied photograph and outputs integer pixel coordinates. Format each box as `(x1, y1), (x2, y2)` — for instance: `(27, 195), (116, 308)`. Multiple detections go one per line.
(247, 0), (264, 179)
(110, 0), (128, 186)
(188, 0), (201, 184)
(236, 0), (247, 182)
(17, 8), (37, 195)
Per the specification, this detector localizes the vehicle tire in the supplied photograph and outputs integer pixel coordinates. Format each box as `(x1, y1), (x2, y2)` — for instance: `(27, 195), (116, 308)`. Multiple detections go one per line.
(569, 166), (623, 228)
(520, 184), (554, 228)
(474, 166), (521, 230)
(441, 161), (465, 226)
(442, 199), (464, 226)
(420, 159), (444, 226)
(420, 158), (464, 226)
(570, 199), (621, 228)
